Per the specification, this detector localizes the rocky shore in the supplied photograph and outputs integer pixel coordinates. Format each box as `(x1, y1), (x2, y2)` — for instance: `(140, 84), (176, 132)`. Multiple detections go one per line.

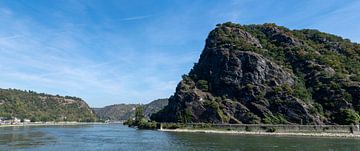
(160, 128), (360, 138)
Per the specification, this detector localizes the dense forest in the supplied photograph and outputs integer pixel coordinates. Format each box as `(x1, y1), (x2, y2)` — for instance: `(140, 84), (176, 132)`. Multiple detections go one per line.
(0, 88), (97, 122)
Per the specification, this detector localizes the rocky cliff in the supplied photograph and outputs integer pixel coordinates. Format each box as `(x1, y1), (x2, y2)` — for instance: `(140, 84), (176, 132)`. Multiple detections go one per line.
(151, 22), (360, 125)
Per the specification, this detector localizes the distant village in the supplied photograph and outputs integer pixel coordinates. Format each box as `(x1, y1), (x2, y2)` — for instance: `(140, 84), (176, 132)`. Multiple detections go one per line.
(0, 117), (83, 126)
(0, 117), (31, 125)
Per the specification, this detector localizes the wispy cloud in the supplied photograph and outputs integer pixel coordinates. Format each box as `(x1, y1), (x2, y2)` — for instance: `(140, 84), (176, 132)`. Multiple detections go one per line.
(119, 15), (153, 21)
(0, 35), (21, 40)
(0, 3), (195, 107)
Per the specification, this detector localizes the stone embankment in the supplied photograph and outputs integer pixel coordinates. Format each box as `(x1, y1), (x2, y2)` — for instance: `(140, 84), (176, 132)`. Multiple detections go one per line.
(159, 123), (360, 137)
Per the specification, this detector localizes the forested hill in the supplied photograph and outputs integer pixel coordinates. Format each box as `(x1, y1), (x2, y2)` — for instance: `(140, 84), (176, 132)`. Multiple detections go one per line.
(93, 104), (139, 121)
(151, 22), (360, 125)
(0, 88), (97, 122)
(94, 99), (168, 121)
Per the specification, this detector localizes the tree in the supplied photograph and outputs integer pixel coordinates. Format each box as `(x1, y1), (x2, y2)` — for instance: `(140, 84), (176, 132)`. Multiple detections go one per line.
(135, 106), (145, 122)
(124, 106), (157, 129)
(334, 109), (360, 125)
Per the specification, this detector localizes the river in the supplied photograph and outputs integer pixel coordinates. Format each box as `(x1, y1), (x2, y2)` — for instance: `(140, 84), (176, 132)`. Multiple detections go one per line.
(0, 124), (359, 151)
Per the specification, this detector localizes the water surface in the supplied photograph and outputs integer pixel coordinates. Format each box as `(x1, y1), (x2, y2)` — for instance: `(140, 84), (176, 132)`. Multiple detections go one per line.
(0, 124), (359, 151)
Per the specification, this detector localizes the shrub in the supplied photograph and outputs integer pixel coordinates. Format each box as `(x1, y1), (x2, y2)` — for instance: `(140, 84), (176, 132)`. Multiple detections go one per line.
(263, 114), (288, 124)
(162, 123), (181, 129)
(193, 123), (212, 129)
(350, 75), (360, 82)
(124, 118), (134, 126)
(245, 126), (252, 132)
(246, 112), (260, 124)
(196, 80), (209, 91)
(218, 111), (230, 123)
(204, 100), (219, 111)
(333, 109), (360, 125)
(175, 108), (193, 123)
(293, 78), (312, 102)
(266, 127), (277, 133)
(138, 120), (157, 129)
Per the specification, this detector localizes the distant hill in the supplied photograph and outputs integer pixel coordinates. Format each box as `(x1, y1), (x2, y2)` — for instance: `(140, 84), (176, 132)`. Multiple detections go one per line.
(93, 104), (139, 121)
(144, 99), (169, 117)
(94, 99), (168, 121)
(0, 88), (97, 122)
(151, 22), (360, 125)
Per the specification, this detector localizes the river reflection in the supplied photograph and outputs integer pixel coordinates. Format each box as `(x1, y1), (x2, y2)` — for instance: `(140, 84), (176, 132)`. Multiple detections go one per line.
(0, 126), (55, 149)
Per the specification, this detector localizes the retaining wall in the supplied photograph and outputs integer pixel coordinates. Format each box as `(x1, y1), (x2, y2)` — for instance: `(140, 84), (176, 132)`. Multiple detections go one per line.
(161, 123), (360, 134)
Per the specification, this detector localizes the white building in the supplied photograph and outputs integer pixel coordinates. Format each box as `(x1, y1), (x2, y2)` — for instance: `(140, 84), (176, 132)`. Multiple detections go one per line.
(13, 117), (21, 124)
(23, 119), (31, 123)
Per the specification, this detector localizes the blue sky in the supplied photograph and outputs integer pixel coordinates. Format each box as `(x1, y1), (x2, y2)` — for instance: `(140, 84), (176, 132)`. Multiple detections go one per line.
(0, 0), (359, 107)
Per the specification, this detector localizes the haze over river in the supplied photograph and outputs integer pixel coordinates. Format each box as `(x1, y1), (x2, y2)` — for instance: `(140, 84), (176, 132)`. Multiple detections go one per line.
(0, 124), (359, 151)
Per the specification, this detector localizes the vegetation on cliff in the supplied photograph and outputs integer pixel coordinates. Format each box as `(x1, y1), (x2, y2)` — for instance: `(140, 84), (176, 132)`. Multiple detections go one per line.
(151, 22), (360, 125)
(0, 88), (97, 122)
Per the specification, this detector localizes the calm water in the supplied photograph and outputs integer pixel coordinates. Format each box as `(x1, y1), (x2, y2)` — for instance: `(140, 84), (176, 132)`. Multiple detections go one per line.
(0, 124), (359, 151)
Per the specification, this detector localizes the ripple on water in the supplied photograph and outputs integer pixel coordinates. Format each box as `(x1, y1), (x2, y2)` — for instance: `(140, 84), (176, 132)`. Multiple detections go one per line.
(1, 125), (360, 151)
(0, 127), (56, 149)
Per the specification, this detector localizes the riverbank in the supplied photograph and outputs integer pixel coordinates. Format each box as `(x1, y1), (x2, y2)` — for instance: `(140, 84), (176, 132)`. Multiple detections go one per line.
(0, 122), (107, 128)
(160, 128), (360, 138)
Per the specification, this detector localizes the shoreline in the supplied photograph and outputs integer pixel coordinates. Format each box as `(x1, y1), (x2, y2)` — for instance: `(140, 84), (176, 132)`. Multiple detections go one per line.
(159, 128), (360, 138)
(0, 122), (107, 128)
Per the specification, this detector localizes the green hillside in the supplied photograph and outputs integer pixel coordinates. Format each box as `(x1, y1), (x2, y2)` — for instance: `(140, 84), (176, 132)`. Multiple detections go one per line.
(0, 88), (97, 122)
(94, 99), (168, 120)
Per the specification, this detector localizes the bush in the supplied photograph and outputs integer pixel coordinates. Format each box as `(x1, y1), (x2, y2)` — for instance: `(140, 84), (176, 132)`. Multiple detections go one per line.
(263, 114), (288, 124)
(266, 127), (277, 133)
(245, 126), (252, 132)
(248, 113), (261, 124)
(123, 118), (134, 126)
(124, 117), (158, 129)
(162, 123), (182, 129)
(227, 128), (235, 131)
(350, 75), (360, 81)
(196, 80), (209, 91)
(30, 116), (39, 122)
(204, 100), (219, 110)
(333, 109), (360, 125)
(293, 78), (312, 102)
(124, 106), (158, 129)
(138, 120), (157, 129)
(193, 123), (212, 129)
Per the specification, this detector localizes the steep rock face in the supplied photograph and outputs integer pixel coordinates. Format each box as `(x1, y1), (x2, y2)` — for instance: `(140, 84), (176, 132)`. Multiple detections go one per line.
(152, 22), (360, 125)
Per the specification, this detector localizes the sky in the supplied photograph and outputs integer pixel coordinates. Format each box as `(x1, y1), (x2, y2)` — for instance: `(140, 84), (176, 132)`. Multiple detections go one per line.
(0, 0), (359, 107)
